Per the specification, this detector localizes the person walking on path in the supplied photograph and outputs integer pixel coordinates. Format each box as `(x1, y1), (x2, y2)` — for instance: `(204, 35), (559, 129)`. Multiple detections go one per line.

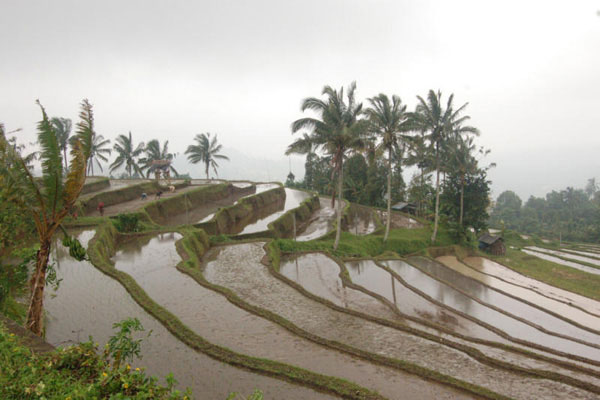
(97, 201), (105, 216)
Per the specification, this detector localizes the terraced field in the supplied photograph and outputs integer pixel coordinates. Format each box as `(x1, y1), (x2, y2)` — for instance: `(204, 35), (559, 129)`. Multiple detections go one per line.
(44, 179), (600, 399)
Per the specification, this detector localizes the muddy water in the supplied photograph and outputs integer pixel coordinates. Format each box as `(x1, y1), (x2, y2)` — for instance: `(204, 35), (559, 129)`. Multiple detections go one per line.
(421, 257), (600, 346)
(384, 259), (600, 362)
(346, 213), (377, 236)
(457, 257), (600, 328)
(522, 248), (600, 276)
(113, 234), (461, 400)
(279, 254), (399, 320)
(45, 231), (326, 399)
(296, 198), (337, 241)
(204, 243), (598, 400)
(239, 188), (311, 234)
(527, 246), (600, 268)
(345, 260), (503, 341)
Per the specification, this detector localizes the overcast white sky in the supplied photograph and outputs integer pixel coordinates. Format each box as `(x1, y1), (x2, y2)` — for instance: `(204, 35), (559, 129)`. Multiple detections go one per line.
(1, 0), (599, 200)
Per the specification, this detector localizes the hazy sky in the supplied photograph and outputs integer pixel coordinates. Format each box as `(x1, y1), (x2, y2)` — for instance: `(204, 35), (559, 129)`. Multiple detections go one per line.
(1, 0), (599, 200)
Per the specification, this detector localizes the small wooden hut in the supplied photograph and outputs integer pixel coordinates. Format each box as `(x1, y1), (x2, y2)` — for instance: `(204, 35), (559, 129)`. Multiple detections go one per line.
(478, 234), (506, 256)
(391, 202), (417, 215)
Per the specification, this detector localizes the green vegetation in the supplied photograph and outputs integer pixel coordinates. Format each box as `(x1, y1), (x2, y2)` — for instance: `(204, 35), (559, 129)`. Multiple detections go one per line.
(185, 132), (229, 179)
(290, 82), (368, 250)
(140, 139), (178, 180)
(287, 83), (490, 247)
(490, 182), (600, 243)
(0, 100), (94, 336)
(493, 248), (600, 301)
(274, 226), (454, 258)
(0, 320), (193, 399)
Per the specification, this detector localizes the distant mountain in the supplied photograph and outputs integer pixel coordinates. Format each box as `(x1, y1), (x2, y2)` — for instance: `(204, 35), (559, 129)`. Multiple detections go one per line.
(171, 147), (306, 183)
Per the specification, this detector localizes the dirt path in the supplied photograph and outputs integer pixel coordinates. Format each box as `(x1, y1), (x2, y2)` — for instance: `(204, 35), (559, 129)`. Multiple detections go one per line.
(87, 185), (204, 217)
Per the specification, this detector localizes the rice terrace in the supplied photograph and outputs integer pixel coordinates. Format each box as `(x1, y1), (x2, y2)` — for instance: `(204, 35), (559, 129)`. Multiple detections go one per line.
(2, 1), (600, 399)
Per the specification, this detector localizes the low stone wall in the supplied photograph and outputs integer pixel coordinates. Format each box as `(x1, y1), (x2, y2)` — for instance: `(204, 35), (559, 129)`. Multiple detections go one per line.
(268, 194), (320, 238)
(81, 177), (110, 195)
(196, 186), (286, 235)
(79, 181), (161, 215)
(143, 183), (255, 226)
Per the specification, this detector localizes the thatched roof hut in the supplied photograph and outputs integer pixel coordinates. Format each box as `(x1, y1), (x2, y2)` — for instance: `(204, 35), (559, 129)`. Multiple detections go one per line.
(478, 234), (506, 256)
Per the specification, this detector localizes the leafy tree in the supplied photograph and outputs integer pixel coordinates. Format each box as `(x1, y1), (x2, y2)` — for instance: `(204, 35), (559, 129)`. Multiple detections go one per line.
(291, 82), (368, 249)
(0, 100), (93, 335)
(185, 133), (229, 179)
(343, 153), (368, 203)
(404, 132), (434, 217)
(365, 93), (411, 242)
(109, 131), (145, 178)
(141, 139), (178, 179)
(285, 133), (318, 190)
(285, 171), (295, 186)
(50, 117), (72, 171)
(411, 90), (478, 243)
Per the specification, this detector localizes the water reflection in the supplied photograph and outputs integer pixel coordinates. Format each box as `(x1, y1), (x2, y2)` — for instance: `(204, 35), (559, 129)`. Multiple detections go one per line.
(239, 189), (311, 234)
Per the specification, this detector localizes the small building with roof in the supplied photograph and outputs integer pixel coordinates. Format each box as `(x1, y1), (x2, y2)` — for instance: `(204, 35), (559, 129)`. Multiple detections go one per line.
(391, 202), (417, 215)
(478, 234), (506, 256)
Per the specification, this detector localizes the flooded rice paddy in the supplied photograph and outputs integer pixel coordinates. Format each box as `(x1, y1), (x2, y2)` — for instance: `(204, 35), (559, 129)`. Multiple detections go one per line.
(45, 230), (328, 399)
(203, 243), (597, 399)
(419, 257), (600, 346)
(383, 259), (600, 362)
(279, 253), (399, 320)
(296, 198), (337, 241)
(112, 233), (463, 400)
(527, 246), (600, 267)
(239, 188), (311, 234)
(522, 248), (600, 276)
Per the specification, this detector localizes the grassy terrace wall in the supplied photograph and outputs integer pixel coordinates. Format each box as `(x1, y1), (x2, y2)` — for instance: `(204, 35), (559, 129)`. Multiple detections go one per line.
(78, 181), (161, 215)
(81, 177), (110, 195)
(196, 186), (286, 235)
(143, 183), (255, 226)
(268, 194), (320, 238)
(86, 222), (384, 400)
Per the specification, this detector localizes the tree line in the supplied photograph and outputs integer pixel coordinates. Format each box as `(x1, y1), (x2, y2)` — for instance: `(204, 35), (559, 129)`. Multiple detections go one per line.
(49, 119), (228, 180)
(490, 179), (600, 243)
(286, 82), (493, 249)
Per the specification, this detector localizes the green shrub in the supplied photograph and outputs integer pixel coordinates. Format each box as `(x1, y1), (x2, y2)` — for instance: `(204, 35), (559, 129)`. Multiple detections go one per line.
(114, 214), (140, 233)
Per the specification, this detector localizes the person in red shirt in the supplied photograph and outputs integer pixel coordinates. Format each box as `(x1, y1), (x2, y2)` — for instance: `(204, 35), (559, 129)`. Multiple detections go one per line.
(97, 201), (105, 216)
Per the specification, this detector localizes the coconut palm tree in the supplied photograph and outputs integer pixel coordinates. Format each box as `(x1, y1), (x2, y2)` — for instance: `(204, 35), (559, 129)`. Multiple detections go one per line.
(411, 90), (478, 243)
(365, 93), (412, 242)
(140, 139), (178, 179)
(291, 81), (368, 250)
(109, 131), (145, 178)
(84, 132), (111, 176)
(51, 117), (72, 171)
(185, 133), (229, 179)
(0, 99), (93, 336)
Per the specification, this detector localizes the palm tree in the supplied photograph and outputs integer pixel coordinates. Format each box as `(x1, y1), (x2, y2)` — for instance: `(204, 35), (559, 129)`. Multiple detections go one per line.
(446, 134), (478, 226)
(141, 139), (178, 179)
(411, 90), (478, 243)
(84, 133), (111, 176)
(109, 131), (145, 178)
(50, 117), (72, 171)
(365, 93), (411, 242)
(185, 133), (229, 179)
(291, 82), (367, 250)
(0, 99), (93, 336)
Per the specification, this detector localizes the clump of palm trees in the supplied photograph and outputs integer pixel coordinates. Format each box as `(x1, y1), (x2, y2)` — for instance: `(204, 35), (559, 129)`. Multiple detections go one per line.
(185, 132), (229, 179)
(288, 82), (488, 248)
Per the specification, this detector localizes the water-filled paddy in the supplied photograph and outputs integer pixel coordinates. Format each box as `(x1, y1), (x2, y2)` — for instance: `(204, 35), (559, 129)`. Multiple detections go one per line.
(239, 188), (311, 234)
(204, 243), (594, 399)
(45, 230), (327, 399)
(384, 259), (600, 362)
(419, 257), (600, 346)
(526, 246), (600, 268)
(522, 248), (600, 276)
(296, 198), (337, 241)
(112, 233), (449, 399)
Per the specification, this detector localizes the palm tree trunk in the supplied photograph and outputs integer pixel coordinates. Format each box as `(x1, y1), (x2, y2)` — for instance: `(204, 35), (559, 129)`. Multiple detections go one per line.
(205, 162), (209, 180)
(26, 239), (51, 336)
(384, 147), (392, 242)
(459, 175), (465, 226)
(334, 159), (343, 250)
(431, 146), (440, 244)
(63, 148), (68, 172)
